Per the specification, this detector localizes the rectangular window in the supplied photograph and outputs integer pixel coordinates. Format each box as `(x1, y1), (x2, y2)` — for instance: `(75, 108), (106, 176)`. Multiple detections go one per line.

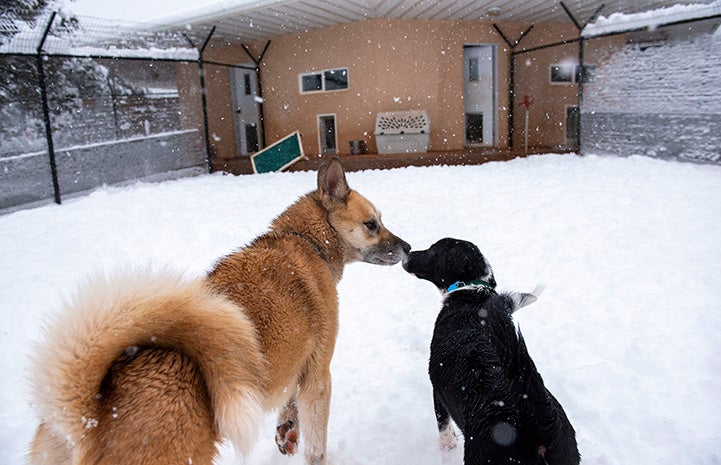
(301, 73), (323, 92)
(300, 68), (349, 93)
(550, 64), (574, 83)
(245, 123), (259, 153)
(576, 64), (595, 83)
(243, 73), (252, 96)
(465, 113), (484, 144)
(551, 63), (596, 84)
(323, 69), (348, 91)
(468, 57), (480, 81)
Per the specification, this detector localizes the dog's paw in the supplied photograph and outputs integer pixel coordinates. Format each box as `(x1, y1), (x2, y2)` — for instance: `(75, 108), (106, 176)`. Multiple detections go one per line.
(439, 424), (458, 450)
(275, 420), (299, 455)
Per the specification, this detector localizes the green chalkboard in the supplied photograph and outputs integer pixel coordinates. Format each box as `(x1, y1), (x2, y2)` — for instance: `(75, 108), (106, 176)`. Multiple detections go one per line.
(250, 131), (305, 173)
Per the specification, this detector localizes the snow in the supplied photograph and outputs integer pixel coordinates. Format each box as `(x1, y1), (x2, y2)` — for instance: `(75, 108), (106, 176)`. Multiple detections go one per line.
(583, 0), (721, 37)
(1, 154), (721, 465)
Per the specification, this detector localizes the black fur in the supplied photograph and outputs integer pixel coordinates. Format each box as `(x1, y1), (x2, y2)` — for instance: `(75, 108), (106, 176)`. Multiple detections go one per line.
(403, 238), (579, 465)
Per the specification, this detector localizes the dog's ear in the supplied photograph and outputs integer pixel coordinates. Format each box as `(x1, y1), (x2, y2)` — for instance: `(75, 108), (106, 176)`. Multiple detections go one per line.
(318, 157), (350, 207)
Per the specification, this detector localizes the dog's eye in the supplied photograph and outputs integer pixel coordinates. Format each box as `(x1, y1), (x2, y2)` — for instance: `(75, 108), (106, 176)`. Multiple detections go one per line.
(364, 220), (379, 232)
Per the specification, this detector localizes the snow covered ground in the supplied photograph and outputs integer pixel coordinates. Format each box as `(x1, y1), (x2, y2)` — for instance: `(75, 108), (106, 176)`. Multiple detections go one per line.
(1, 153), (720, 465)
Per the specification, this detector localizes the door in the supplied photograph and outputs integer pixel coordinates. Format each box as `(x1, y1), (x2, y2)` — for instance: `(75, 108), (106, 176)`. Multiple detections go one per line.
(565, 105), (579, 149)
(318, 114), (337, 155)
(230, 65), (262, 155)
(463, 45), (497, 146)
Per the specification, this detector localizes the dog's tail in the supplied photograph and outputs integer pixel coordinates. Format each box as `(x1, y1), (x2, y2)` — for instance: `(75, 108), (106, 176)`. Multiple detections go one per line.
(30, 269), (266, 457)
(508, 284), (545, 314)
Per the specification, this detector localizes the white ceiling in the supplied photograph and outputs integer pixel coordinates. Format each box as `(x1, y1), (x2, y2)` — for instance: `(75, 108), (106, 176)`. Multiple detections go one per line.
(161, 0), (717, 42)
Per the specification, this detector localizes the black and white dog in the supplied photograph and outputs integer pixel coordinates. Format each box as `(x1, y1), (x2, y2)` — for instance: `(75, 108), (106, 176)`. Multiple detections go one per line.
(403, 238), (579, 465)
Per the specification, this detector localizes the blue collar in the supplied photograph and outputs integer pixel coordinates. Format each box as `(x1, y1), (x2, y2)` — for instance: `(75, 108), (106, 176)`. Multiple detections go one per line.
(447, 279), (495, 293)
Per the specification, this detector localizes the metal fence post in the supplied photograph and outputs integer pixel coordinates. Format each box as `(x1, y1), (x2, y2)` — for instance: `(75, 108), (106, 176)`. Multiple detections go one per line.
(185, 27), (215, 173)
(241, 41), (271, 150)
(494, 24), (532, 150)
(36, 12), (62, 204)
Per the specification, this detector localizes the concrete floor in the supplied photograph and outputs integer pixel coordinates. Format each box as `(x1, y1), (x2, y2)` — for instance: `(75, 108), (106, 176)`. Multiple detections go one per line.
(211, 147), (577, 175)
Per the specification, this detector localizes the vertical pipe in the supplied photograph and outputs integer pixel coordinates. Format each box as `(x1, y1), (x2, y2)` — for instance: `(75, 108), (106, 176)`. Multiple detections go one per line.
(36, 12), (61, 204)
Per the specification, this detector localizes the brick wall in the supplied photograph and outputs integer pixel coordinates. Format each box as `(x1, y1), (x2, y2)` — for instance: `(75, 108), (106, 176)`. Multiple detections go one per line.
(582, 24), (721, 164)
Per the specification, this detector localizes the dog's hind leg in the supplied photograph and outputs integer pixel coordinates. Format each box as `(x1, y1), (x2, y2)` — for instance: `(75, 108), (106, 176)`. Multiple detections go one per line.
(275, 392), (300, 455)
(433, 390), (457, 450)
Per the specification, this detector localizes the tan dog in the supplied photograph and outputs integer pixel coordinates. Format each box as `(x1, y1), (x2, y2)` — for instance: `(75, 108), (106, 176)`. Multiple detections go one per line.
(29, 158), (410, 465)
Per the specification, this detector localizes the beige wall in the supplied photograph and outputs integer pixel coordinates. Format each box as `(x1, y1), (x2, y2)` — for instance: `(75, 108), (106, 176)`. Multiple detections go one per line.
(198, 18), (585, 159)
(511, 24), (578, 149)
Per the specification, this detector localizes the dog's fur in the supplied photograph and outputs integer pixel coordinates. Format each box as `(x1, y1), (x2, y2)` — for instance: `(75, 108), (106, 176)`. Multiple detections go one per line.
(28, 158), (410, 465)
(403, 238), (579, 465)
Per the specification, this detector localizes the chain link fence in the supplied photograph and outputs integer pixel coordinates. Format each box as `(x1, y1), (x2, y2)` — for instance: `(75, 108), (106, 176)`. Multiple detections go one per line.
(0, 12), (216, 211)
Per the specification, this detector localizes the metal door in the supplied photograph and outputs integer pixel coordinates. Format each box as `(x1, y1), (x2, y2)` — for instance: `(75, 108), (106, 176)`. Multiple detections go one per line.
(230, 65), (261, 155)
(463, 45), (497, 146)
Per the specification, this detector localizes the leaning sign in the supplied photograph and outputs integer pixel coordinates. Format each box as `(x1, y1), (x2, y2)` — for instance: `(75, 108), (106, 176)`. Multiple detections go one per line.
(250, 131), (305, 173)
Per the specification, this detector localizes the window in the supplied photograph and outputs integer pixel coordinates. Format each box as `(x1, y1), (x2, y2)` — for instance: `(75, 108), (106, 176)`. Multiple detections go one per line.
(550, 64), (596, 84)
(300, 68), (349, 93)
(577, 64), (595, 83)
(468, 57), (480, 81)
(465, 113), (484, 144)
(323, 69), (348, 90)
(301, 73), (323, 92)
(550, 63), (575, 83)
(243, 73), (252, 96)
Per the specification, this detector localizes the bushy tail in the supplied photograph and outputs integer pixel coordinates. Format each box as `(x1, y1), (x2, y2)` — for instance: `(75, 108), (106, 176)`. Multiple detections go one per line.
(509, 284), (545, 314)
(30, 269), (266, 456)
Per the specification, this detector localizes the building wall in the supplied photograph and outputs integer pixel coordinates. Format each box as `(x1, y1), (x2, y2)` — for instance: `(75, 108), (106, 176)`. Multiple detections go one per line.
(512, 23), (581, 150)
(200, 18), (579, 159)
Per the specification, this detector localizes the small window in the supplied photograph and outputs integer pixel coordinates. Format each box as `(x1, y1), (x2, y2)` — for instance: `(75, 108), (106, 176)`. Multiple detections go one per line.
(468, 57), (480, 81)
(243, 74), (252, 96)
(301, 73), (323, 92)
(550, 64), (574, 83)
(300, 68), (349, 93)
(576, 64), (595, 83)
(551, 63), (596, 84)
(323, 69), (348, 91)
(465, 113), (484, 144)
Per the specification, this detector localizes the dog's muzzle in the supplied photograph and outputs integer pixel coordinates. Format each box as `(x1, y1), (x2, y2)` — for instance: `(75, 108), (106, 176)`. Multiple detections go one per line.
(364, 236), (411, 265)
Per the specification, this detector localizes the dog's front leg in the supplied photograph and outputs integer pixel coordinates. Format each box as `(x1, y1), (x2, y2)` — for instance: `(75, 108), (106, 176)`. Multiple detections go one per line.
(298, 365), (332, 465)
(433, 390), (457, 450)
(276, 391), (299, 455)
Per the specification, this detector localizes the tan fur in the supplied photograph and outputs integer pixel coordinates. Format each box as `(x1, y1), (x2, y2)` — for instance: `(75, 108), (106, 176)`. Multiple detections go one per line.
(28, 158), (409, 465)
